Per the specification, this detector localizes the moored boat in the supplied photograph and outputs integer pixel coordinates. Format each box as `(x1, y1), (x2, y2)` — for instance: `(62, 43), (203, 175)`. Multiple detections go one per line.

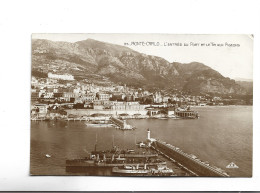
(112, 165), (150, 174)
(111, 164), (174, 176)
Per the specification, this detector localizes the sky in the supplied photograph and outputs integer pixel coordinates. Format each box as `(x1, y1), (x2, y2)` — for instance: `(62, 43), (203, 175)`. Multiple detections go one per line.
(32, 34), (253, 80)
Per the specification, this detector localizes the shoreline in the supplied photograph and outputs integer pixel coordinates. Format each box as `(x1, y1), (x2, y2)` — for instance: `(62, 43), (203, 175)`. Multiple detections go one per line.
(31, 105), (252, 122)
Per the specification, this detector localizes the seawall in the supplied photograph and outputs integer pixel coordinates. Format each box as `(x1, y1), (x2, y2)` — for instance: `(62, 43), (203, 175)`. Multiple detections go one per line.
(65, 109), (148, 116)
(153, 140), (229, 177)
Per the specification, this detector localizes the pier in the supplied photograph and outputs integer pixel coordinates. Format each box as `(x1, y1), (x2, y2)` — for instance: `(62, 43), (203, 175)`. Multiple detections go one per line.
(147, 130), (229, 177)
(110, 117), (134, 130)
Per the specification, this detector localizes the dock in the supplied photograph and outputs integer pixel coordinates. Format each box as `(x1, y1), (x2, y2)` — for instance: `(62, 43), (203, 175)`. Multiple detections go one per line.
(147, 129), (229, 177)
(110, 117), (134, 130)
(150, 140), (229, 177)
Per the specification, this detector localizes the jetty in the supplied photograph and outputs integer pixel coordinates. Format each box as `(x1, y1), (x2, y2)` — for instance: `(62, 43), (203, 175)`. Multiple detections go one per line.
(147, 129), (229, 177)
(110, 117), (134, 130)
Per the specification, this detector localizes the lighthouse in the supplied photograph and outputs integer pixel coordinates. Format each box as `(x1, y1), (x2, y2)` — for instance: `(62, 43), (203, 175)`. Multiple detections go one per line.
(147, 128), (150, 140)
(147, 128), (156, 145)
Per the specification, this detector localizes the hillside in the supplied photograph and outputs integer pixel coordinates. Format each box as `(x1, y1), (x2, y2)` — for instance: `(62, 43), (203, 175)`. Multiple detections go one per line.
(32, 38), (248, 95)
(235, 81), (253, 95)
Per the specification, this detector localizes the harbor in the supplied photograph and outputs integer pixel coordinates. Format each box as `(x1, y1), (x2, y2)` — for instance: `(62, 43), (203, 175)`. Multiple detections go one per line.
(66, 148), (175, 176)
(65, 128), (229, 176)
(30, 106), (252, 176)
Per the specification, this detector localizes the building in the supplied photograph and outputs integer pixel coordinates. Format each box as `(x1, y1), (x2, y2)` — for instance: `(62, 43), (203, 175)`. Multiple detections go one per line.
(31, 92), (39, 103)
(153, 92), (163, 103)
(84, 93), (96, 102)
(111, 102), (145, 111)
(31, 104), (48, 117)
(93, 105), (104, 110)
(31, 76), (39, 87)
(126, 94), (135, 102)
(43, 92), (54, 99)
(54, 92), (63, 98)
(112, 93), (126, 101)
(74, 97), (84, 104)
(167, 107), (175, 116)
(63, 92), (75, 102)
(97, 93), (110, 101)
(48, 72), (74, 80)
(163, 96), (170, 103)
(175, 110), (198, 118)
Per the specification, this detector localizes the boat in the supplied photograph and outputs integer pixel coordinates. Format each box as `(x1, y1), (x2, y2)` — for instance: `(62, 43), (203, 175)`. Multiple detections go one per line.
(66, 152), (163, 166)
(111, 164), (174, 175)
(115, 155), (126, 161)
(66, 146), (166, 170)
(45, 154), (51, 158)
(66, 131), (173, 175)
(112, 166), (149, 174)
(127, 149), (135, 153)
(124, 165), (134, 169)
(136, 142), (146, 148)
(151, 165), (174, 174)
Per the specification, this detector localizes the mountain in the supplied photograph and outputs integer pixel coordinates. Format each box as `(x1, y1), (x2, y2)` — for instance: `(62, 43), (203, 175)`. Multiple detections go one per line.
(32, 38), (248, 95)
(234, 78), (253, 82)
(235, 81), (253, 95)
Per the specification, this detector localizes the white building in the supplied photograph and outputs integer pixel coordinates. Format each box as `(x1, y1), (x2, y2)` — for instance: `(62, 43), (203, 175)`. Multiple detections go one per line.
(154, 92), (163, 103)
(111, 101), (145, 111)
(48, 72), (74, 80)
(97, 93), (110, 101)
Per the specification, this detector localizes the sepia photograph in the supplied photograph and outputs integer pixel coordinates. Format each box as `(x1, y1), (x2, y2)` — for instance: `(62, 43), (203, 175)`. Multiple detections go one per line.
(30, 34), (253, 177)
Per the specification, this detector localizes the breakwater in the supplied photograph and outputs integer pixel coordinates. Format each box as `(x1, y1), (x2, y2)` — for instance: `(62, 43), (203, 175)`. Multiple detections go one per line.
(152, 139), (229, 177)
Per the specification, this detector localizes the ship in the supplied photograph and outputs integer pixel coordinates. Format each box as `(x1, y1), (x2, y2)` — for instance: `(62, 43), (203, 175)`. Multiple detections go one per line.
(112, 164), (174, 176)
(136, 141), (146, 148)
(66, 137), (172, 176)
(66, 130), (175, 176)
(66, 149), (166, 168)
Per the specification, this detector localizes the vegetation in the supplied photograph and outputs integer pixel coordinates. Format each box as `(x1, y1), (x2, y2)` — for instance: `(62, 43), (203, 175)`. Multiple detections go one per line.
(31, 70), (48, 78)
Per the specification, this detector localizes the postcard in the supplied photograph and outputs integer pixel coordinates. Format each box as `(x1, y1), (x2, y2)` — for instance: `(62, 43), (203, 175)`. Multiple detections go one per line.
(30, 34), (253, 177)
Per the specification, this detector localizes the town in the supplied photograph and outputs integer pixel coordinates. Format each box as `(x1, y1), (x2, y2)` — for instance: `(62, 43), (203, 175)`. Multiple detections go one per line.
(31, 72), (250, 122)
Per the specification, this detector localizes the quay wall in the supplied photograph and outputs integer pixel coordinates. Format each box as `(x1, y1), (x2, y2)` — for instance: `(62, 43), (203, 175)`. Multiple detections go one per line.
(154, 140), (229, 177)
(65, 109), (148, 116)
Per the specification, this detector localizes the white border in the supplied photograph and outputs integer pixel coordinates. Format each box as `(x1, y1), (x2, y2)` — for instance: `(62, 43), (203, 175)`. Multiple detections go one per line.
(0, 0), (259, 191)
